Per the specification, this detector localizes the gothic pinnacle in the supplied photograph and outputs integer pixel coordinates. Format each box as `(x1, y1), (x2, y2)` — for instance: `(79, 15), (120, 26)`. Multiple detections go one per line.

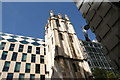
(65, 14), (69, 20)
(58, 13), (62, 18)
(50, 10), (54, 17)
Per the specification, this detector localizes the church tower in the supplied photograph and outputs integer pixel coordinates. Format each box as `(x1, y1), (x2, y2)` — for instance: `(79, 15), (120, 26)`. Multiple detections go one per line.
(45, 10), (92, 79)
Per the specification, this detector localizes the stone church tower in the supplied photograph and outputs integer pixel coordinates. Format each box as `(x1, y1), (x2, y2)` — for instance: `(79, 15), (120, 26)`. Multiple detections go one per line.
(45, 10), (92, 79)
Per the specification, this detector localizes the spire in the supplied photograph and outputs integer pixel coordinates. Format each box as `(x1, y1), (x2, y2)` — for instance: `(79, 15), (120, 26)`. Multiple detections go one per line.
(65, 14), (69, 20)
(58, 13), (62, 18)
(50, 10), (54, 17)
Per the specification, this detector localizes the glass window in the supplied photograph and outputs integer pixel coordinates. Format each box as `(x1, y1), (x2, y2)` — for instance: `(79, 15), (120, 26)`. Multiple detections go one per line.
(9, 44), (15, 51)
(89, 43), (93, 47)
(40, 75), (45, 80)
(21, 37), (29, 39)
(27, 46), (32, 53)
(7, 39), (17, 42)
(7, 73), (13, 80)
(3, 61), (10, 72)
(1, 51), (8, 60)
(14, 62), (21, 72)
(82, 41), (88, 46)
(88, 61), (91, 66)
(11, 52), (18, 61)
(22, 53), (27, 62)
(85, 47), (92, 52)
(19, 74), (24, 80)
(44, 48), (46, 55)
(36, 64), (40, 73)
(18, 45), (24, 52)
(30, 74), (35, 80)
(94, 43), (98, 47)
(25, 63), (31, 73)
(36, 47), (40, 54)
(40, 56), (44, 64)
(20, 40), (29, 44)
(31, 42), (40, 46)
(31, 54), (36, 63)
(45, 64), (47, 73)
(91, 48), (96, 52)
(0, 42), (6, 50)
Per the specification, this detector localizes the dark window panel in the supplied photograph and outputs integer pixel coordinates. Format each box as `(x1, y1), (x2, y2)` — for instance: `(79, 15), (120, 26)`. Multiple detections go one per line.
(30, 74), (35, 80)
(1, 51), (8, 60)
(35, 64), (40, 73)
(18, 45), (24, 52)
(40, 75), (45, 80)
(36, 47), (40, 54)
(40, 56), (44, 64)
(19, 74), (25, 80)
(11, 52), (18, 61)
(22, 53), (27, 62)
(31, 54), (36, 63)
(7, 73), (13, 80)
(14, 62), (21, 72)
(9, 44), (15, 51)
(44, 48), (46, 55)
(3, 61), (10, 72)
(27, 46), (32, 53)
(0, 42), (6, 50)
(25, 63), (31, 73)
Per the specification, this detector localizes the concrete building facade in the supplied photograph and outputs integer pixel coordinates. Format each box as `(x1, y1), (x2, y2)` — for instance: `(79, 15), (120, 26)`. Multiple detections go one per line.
(45, 10), (92, 79)
(0, 32), (47, 80)
(74, 0), (120, 72)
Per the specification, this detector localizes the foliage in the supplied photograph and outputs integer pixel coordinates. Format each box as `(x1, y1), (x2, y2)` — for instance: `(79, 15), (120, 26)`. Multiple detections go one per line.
(92, 68), (120, 80)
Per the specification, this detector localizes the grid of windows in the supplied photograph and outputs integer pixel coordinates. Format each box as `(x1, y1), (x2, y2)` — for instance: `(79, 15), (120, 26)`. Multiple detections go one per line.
(0, 33), (46, 79)
(1, 51), (8, 60)
(9, 44), (15, 51)
(80, 40), (114, 71)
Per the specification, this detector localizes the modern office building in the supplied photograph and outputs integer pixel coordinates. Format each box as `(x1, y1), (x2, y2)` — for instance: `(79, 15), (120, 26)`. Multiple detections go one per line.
(73, 0), (120, 72)
(80, 40), (115, 72)
(45, 10), (92, 79)
(0, 32), (47, 80)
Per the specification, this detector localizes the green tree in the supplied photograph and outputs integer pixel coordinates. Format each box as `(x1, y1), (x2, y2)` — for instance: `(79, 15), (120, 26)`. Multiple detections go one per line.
(92, 68), (120, 80)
